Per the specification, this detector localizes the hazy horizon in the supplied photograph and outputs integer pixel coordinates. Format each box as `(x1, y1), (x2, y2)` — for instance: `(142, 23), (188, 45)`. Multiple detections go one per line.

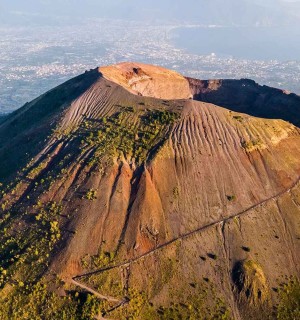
(0, 0), (300, 26)
(1, 0), (300, 113)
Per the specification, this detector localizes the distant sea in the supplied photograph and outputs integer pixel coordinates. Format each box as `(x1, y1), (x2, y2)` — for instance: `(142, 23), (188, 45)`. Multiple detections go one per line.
(171, 26), (300, 61)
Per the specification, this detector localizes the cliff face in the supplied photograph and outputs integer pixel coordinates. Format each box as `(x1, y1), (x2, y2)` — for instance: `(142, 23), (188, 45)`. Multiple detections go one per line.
(187, 77), (300, 127)
(0, 63), (299, 320)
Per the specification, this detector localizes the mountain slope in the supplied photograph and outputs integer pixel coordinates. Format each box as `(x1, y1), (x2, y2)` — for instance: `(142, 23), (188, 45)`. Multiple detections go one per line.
(0, 63), (299, 320)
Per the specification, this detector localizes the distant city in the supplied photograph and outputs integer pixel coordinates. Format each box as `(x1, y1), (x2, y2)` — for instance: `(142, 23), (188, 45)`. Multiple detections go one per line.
(1, 19), (300, 114)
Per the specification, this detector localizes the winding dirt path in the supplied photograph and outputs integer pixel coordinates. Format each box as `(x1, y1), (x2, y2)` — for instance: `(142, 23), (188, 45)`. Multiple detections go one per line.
(71, 279), (121, 303)
(71, 278), (129, 319)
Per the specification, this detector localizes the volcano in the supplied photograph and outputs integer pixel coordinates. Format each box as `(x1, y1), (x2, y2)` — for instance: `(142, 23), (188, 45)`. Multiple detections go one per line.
(0, 62), (299, 320)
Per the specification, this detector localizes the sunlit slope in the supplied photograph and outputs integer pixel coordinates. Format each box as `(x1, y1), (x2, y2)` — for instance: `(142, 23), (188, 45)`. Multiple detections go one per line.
(100, 62), (192, 100)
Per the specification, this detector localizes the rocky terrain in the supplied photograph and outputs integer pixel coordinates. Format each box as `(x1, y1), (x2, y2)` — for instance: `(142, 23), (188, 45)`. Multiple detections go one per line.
(0, 62), (299, 319)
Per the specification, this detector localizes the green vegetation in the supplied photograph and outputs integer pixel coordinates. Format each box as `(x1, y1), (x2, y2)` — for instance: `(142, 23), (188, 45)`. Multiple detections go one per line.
(0, 196), (107, 320)
(19, 151), (74, 208)
(83, 189), (97, 201)
(0, 199), (79, 319)
(82, 267), (124, 302)
(277, 278), (300, 320)
(173, 186), (179, 199)
(147, 297), (230, 320)
(233, 260), (269, 306)
(150, 256), (177, 297)
(241, 139), (263, 152)
(107, 282), (231, 320)
(0, 279), (105, 320)
(92, 251), (115, 268)
(26, 161), (48, 180)
(81, 250), (116, 270)
(0, 201), (62, 288)
(233, 115), (243, 122)
(77, 108), (179, 166)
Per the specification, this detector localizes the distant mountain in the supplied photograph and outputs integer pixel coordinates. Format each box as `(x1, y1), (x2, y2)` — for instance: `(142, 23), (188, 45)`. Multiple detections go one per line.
(1, 0), (300, 26)
(0, 62), (299, 319)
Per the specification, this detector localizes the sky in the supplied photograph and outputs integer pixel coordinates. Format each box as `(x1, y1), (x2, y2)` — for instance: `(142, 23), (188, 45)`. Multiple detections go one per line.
(0, 0), (300, 26)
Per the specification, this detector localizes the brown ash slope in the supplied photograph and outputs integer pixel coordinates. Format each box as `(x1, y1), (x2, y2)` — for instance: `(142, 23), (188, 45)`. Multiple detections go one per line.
(0, 62), (299, 320)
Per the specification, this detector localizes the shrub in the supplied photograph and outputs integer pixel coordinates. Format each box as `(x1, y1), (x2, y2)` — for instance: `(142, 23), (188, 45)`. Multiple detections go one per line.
(277, 278), (300, 320)
(226, 195), (236, 202)
(83, 189), (97, 201)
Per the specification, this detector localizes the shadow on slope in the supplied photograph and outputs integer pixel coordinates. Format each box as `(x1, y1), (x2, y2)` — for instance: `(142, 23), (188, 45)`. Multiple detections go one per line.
(188, 78), (300, 128)
(0, 69), (101, 182)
